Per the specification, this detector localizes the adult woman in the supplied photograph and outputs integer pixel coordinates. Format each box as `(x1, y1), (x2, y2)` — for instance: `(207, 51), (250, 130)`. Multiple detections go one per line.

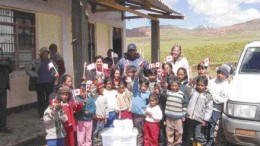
(87, 55), (109, 82)
(169, 45), (190, 79)
(26, 47), (59, 119)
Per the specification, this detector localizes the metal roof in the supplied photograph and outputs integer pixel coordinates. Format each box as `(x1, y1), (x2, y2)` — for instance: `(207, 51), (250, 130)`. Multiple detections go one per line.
(147, 0), (183, 15)
(89, 0), (184, 20)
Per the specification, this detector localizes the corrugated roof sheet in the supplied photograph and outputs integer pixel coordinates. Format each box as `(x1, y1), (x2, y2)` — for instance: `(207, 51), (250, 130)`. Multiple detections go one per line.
(147, 0), (183, 16)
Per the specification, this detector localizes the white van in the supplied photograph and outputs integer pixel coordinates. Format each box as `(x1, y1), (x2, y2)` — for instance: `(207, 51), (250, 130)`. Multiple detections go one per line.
(222, 41), (260, 145)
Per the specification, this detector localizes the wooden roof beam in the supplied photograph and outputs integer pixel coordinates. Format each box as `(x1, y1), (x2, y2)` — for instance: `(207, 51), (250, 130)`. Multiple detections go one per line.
(123, 16), (142, 19)
(148, 13), (184, 19)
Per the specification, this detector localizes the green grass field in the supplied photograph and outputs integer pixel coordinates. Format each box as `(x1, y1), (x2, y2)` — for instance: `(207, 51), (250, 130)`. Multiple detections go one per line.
(126, 29), (258, 66)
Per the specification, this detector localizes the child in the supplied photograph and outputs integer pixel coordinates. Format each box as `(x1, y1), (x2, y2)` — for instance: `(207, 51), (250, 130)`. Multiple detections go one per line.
(59, 86), (83, 146)
(110, 68), (122, 89)
(48, 74), (74, 102)
(162, 62), (176, 84)
(44, 96), (67, 146)
(144, 94), (162, 146)
(146, 68), (158, 93)
(164, 78), (186, 146)
(103, 78), (119, 127)
(117, 80), (133, 119)
(207, 64), (230, 146)
(92, 82), (109, 146)
(177, 67), (190, 144)
(153, 83), (167, 146)
(177, 67), (190, 104)
(177, 67), (189, 86)
(124, 65), (137, 91)
(192, 62), (211, 87)
(75, 82), (96, 146)
(61, 74), (73, 89)
(186, 76), (213, 146)
(131, 77), (150, 146)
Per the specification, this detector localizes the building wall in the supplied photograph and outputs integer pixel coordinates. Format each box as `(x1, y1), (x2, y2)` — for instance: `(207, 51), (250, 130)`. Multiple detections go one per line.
(88, 7), (126, 55)
(36, 13), (63, 55)
(0, 0), (125, 108)
(0, 0), (73, 108)
(96, 23), (110, 57)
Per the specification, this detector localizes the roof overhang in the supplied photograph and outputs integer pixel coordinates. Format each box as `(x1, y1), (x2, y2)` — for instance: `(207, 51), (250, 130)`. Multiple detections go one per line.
(88, 0), (184, 20)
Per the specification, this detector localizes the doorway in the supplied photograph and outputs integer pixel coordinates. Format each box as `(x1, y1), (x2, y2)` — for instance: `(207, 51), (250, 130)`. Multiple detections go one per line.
(112, 27), (122, 58)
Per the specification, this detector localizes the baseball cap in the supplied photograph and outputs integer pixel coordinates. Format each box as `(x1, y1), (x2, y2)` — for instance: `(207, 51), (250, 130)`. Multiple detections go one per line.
(127, 43), (137, 51)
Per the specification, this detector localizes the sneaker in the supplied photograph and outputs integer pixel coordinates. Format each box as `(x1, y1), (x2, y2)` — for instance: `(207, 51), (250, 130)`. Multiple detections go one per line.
(0, 127), (12, 133)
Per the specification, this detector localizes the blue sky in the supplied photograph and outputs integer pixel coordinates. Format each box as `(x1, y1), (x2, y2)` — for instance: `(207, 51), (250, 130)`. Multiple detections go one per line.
(126, 0), (260, 29)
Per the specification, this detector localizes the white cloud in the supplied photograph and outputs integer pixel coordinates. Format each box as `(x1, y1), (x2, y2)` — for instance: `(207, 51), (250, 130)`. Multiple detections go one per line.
(237, 0), (260, 3)
(188, 0), (260, 26)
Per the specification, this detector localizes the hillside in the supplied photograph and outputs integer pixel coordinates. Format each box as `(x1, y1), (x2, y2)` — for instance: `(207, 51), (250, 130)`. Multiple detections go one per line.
(126, 18), (260, 38)
(126, 18), (260, 65)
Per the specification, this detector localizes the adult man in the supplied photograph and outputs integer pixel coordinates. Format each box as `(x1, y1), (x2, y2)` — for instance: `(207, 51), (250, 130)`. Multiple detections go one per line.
(0, 48), (13, 133)
(103, 49), (114, 67)
(26, 47), (58, 119)
(117, 43), (149, 75)
(49, 44), (65, 76)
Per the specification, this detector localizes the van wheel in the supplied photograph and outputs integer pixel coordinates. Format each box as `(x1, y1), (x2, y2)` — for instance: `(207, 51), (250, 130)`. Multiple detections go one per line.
(216, 119), (241, 146)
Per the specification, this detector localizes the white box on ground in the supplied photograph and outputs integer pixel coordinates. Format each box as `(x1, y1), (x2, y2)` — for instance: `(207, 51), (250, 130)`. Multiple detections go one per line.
(101, 127), (138, 146)
(113, 119), (133, 132)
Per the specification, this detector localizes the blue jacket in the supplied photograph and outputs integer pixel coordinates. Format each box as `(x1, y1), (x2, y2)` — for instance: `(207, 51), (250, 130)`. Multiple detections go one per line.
(75, 95), (96, 121)
(131, 77), (150, 115)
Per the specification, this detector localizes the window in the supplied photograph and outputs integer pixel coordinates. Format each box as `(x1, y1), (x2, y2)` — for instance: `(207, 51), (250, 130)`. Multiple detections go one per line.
(0, 8), (35, 69)
(240, 47), (260, 73)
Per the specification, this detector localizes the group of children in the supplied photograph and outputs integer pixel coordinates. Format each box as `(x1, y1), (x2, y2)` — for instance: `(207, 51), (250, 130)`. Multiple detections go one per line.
(43, 59), (231, 146)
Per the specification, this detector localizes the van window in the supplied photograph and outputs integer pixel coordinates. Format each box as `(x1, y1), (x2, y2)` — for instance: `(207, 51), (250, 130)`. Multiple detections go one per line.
(240, 47), (260, 73)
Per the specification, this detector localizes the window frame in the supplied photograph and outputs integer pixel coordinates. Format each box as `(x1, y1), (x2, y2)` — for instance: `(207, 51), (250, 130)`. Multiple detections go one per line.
(0, 8), (36, 70)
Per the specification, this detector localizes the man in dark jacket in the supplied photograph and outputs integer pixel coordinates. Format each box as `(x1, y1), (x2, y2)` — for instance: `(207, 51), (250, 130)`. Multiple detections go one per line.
(0, 48), (13, 133)
(117, 43), (149, 75)
(49, 44), (66, 76)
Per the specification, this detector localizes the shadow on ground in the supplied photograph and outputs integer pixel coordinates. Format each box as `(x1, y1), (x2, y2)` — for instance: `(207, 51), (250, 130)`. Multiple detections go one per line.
(0, 108), (46, 146)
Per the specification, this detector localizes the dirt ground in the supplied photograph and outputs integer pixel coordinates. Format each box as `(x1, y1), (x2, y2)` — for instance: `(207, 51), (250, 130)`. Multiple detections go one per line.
(0, 108), (46, 146)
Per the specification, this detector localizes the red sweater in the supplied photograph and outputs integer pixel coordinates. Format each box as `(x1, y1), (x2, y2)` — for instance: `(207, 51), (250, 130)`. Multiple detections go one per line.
(62, 100), (83, 131)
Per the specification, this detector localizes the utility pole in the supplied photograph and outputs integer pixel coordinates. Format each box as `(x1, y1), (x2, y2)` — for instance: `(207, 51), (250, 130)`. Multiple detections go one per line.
(72, 0), (89, 86)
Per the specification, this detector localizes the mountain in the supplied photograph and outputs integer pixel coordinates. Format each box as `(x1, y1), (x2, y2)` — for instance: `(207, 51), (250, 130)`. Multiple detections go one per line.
(194, 24), (212, 30)
(126, 18), (260, 37)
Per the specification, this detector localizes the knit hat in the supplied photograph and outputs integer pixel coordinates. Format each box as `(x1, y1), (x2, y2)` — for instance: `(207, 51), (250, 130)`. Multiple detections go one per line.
(39, 47), (50, 55)
(58, 86), (71, 94)
(127, 43), (137, 51)
(217, 64), (231, 77)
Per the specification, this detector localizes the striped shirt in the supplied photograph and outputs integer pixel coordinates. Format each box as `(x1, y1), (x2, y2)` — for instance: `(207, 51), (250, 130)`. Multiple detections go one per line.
(165, 90), (187, 119)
